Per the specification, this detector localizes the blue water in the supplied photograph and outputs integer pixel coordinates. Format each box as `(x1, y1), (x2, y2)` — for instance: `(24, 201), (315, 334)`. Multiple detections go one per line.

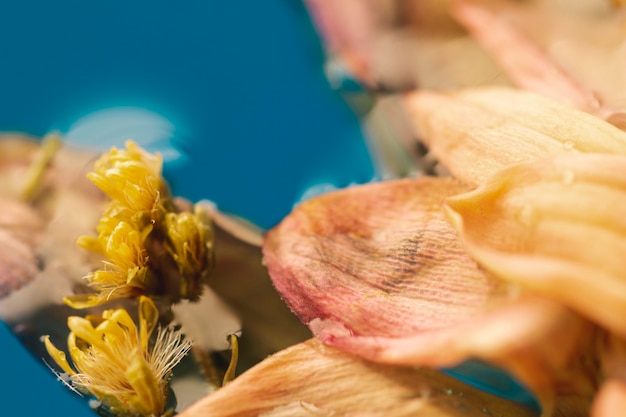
(0, 1), (537, 415)
(0, 0), (375, 230)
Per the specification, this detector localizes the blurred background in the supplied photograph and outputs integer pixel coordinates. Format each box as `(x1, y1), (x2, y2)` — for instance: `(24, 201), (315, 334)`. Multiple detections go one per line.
(0, 1), (376, 415)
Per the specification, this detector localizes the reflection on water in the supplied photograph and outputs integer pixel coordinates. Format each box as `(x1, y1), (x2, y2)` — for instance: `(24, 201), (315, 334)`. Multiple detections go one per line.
(64, 107), (188, 166)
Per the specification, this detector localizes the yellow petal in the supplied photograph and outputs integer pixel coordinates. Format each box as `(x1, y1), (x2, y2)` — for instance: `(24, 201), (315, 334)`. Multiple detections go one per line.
(43, 335), (76, 376)
(139, 295), (158, 351)
(66, 333), (87, 371)
(97, 308), (137, 345)
(126, 352), (165, 416)
(63, 294), (104, 309)
(445, 153), (626, 336)
(403, 87), (626, 186)
(178, 339), (539, 417)
(75, 235), (103, 253)
(67, 316), (108, 353)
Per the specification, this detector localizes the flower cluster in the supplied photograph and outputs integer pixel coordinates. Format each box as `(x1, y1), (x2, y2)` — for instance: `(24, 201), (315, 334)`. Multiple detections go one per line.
(44, 141), (219, 417)
(65, 140), (215, 309)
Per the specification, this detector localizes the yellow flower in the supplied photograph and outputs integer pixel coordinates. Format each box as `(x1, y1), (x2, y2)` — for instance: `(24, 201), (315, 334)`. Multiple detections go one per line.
(44, 296), (192, 417)
(164, 205), (215, 299)
(67, 141), (216, 308)
(66, 221), (155, 309)
(88, 140), (168, 222)
(76, 202), (139, 255)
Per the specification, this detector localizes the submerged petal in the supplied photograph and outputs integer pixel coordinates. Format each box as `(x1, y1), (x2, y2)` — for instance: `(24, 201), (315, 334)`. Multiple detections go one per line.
(445, 153), (626, 337)
(178, 339), (538, 417)
(263, 177), (594, 416)
(403, 87), (626, 186)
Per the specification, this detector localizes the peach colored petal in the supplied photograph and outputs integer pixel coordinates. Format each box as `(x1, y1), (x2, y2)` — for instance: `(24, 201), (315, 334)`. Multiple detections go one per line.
(445, 153), (626, 337)
(178, 339), (539, 417)
(262, 177), (595, 416)
(403, 87), (626, 186)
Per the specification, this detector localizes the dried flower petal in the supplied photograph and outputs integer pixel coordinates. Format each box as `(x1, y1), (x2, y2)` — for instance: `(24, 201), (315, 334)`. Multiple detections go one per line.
(178, 339), (538, 417)
(403, 87), (626, 186)
(445, 153), (626, 337)
(264, 177), (505, 335)
(263, 177), (595, 416)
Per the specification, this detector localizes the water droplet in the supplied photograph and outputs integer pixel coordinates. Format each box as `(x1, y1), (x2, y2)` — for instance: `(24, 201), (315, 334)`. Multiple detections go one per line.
(561, 170), (575, 185)
(563, 141), (575, 151)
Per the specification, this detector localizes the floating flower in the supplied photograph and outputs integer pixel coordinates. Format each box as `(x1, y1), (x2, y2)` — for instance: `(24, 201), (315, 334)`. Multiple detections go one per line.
(44, 296), (192, 417)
